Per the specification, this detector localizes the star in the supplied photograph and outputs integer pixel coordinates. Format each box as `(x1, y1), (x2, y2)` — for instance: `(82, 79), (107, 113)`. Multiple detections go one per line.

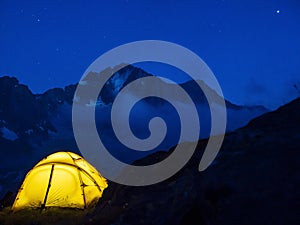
(276, 10), (280, 14)
(37, 18), (40, 22)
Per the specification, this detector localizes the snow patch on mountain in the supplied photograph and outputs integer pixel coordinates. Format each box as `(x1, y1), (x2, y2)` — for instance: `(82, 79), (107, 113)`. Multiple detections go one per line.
(0, 127), (18, 141)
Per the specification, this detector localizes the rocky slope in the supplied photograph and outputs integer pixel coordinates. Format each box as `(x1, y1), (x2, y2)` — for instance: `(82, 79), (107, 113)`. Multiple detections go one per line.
(87, 98), (300, 225)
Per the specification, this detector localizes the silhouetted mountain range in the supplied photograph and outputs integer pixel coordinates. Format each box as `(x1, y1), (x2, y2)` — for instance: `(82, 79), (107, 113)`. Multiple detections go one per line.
(0, 65), (268, 201)
(0, 67), (298, 225)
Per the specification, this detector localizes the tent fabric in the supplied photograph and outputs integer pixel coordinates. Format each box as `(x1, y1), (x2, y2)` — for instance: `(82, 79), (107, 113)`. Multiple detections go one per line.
(12, 152), (108, 211)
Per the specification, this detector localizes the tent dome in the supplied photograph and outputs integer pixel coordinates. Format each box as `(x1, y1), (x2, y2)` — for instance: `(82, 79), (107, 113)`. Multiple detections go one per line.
(12, 152), (108, 211)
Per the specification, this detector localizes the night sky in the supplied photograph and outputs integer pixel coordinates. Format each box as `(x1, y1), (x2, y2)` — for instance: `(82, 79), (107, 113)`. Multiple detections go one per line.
(1, 0), (300, 109)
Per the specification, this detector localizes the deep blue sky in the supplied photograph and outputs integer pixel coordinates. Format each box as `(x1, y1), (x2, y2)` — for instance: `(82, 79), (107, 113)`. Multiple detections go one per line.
(1, 0), (300, 109)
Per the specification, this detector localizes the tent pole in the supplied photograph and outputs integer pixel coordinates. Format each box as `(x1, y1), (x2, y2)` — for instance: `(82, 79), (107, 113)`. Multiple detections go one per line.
(41, 164), (54, 210)
(77, 168), (87, 209)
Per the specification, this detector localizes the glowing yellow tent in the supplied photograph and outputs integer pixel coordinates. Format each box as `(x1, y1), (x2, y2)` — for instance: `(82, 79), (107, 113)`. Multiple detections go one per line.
(12, 152), (108, 211)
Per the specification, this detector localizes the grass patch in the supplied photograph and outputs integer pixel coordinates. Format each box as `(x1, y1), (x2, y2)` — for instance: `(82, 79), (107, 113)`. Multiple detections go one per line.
(0, 207), (89, 225)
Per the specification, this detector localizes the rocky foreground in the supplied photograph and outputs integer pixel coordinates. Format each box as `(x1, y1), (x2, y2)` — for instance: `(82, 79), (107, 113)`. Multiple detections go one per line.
(87, 98), (299, 225)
